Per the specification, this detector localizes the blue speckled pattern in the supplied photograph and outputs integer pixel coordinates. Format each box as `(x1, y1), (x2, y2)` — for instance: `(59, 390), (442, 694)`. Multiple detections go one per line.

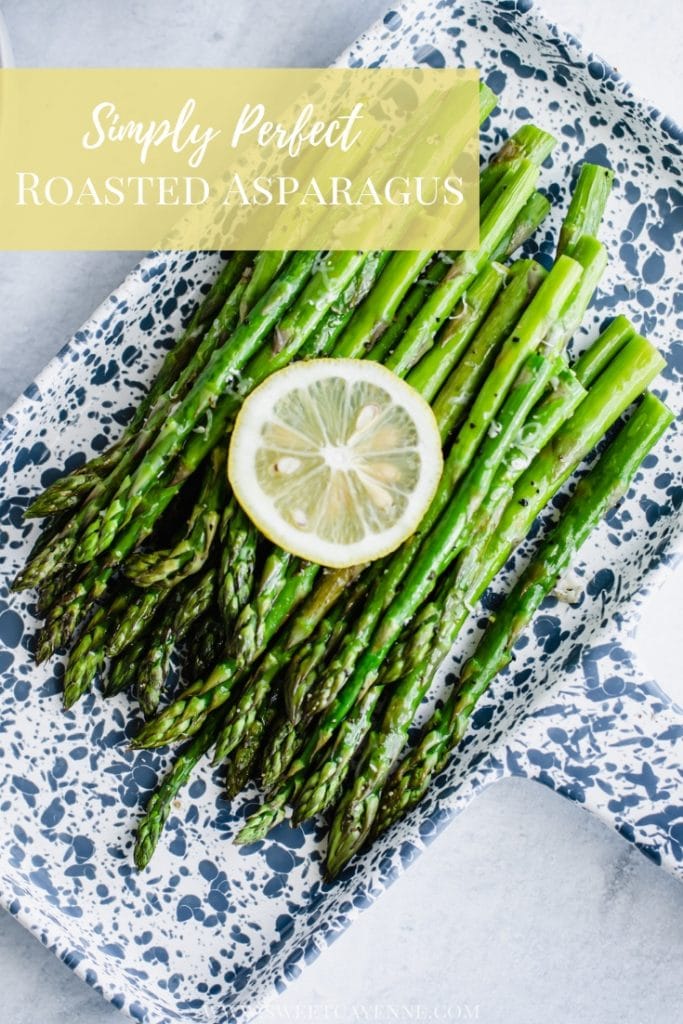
(0, 1), (682, 1022)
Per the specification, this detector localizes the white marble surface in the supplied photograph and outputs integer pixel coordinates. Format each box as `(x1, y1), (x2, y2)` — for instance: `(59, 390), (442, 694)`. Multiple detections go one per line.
(0, 2), (681, 1022)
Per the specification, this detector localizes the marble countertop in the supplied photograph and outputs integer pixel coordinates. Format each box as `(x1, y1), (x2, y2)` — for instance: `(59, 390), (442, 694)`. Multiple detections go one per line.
(0, 1), (681, 1022)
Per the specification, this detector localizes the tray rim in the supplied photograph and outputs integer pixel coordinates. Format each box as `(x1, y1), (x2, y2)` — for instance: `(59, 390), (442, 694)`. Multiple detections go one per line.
(0, 2), (682, 1023)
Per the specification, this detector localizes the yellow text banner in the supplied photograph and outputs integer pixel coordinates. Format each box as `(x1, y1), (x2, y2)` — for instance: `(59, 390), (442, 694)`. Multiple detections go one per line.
(0, 68), (480, 251)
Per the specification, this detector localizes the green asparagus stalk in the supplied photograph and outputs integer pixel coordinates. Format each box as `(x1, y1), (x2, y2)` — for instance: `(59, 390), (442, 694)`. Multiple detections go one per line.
(124, 445), (227, 588)
(240, 251), (289, 319)
(235, 779), (297, 847)
(25, 443), (123, 520)
(229, 551), (296, 665)
(480, 125), (556, 196)
(107, 586), (168, 659)
(63, 586), (137, 707)
(302, 251), (392, 359)
(558, 163), (615, 257)
(573, 314), (634, 386)
(211, 651), (282, 764)
(62, 604), (109, 709)
(224, 708), (276, 798)
(184, 612), (225, 683)
(105, 636), (147, 697)
(136, 567), (216, 718)
(284, 569), (373, 722)
(134, 713), (223, 870)
(260, 716), (306, 792)
(217, 498), (257, 628)
(283, 565), (367, 650)
(372, 392), (672, 845)
(35, 561), (79, 617)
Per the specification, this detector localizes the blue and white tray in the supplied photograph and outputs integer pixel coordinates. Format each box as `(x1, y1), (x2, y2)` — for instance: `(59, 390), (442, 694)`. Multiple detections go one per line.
(0, 2), (681, 1022)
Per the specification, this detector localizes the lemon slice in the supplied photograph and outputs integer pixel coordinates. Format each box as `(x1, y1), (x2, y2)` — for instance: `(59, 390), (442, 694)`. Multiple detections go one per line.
(228, 358), (443, 568)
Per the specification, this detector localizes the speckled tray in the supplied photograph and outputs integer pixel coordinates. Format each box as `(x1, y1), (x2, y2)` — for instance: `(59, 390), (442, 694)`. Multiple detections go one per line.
(0, 2), (681, 1023)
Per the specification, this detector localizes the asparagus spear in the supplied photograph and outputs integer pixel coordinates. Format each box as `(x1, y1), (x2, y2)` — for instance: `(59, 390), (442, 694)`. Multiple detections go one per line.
(260, 716), (306, 792)
(184, 612), (225, 683)
(134, 713), (223, 870)
(107, 586), (168, 659)
(25, 443), (123, 520)
(573, 314), (634, 386)
(371, 392), (673, 847)
(223, 708), (276, 798)
(136, 567), (216, 718)
(481, 125), (556, 196)
(62, 604), (109, 709)
(558, 163), (615, 257)
(239, 251), (289, 319)
(24, 253), (248, 519)
(235, 779), (297, 847)
(124, 445), (227, 588)
(302, 251), (392, 359)
(217, 498), (257, 628)
(211, 651), (282, 764)
(284, 569), (373, 722)
(229, 551), (296, 666)
(63, 586), (138, 707)
(105, 636), (147, 697)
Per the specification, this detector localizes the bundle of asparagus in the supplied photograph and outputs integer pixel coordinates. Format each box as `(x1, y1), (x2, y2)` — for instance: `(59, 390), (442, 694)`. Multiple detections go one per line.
(14, 87), (671, 879)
